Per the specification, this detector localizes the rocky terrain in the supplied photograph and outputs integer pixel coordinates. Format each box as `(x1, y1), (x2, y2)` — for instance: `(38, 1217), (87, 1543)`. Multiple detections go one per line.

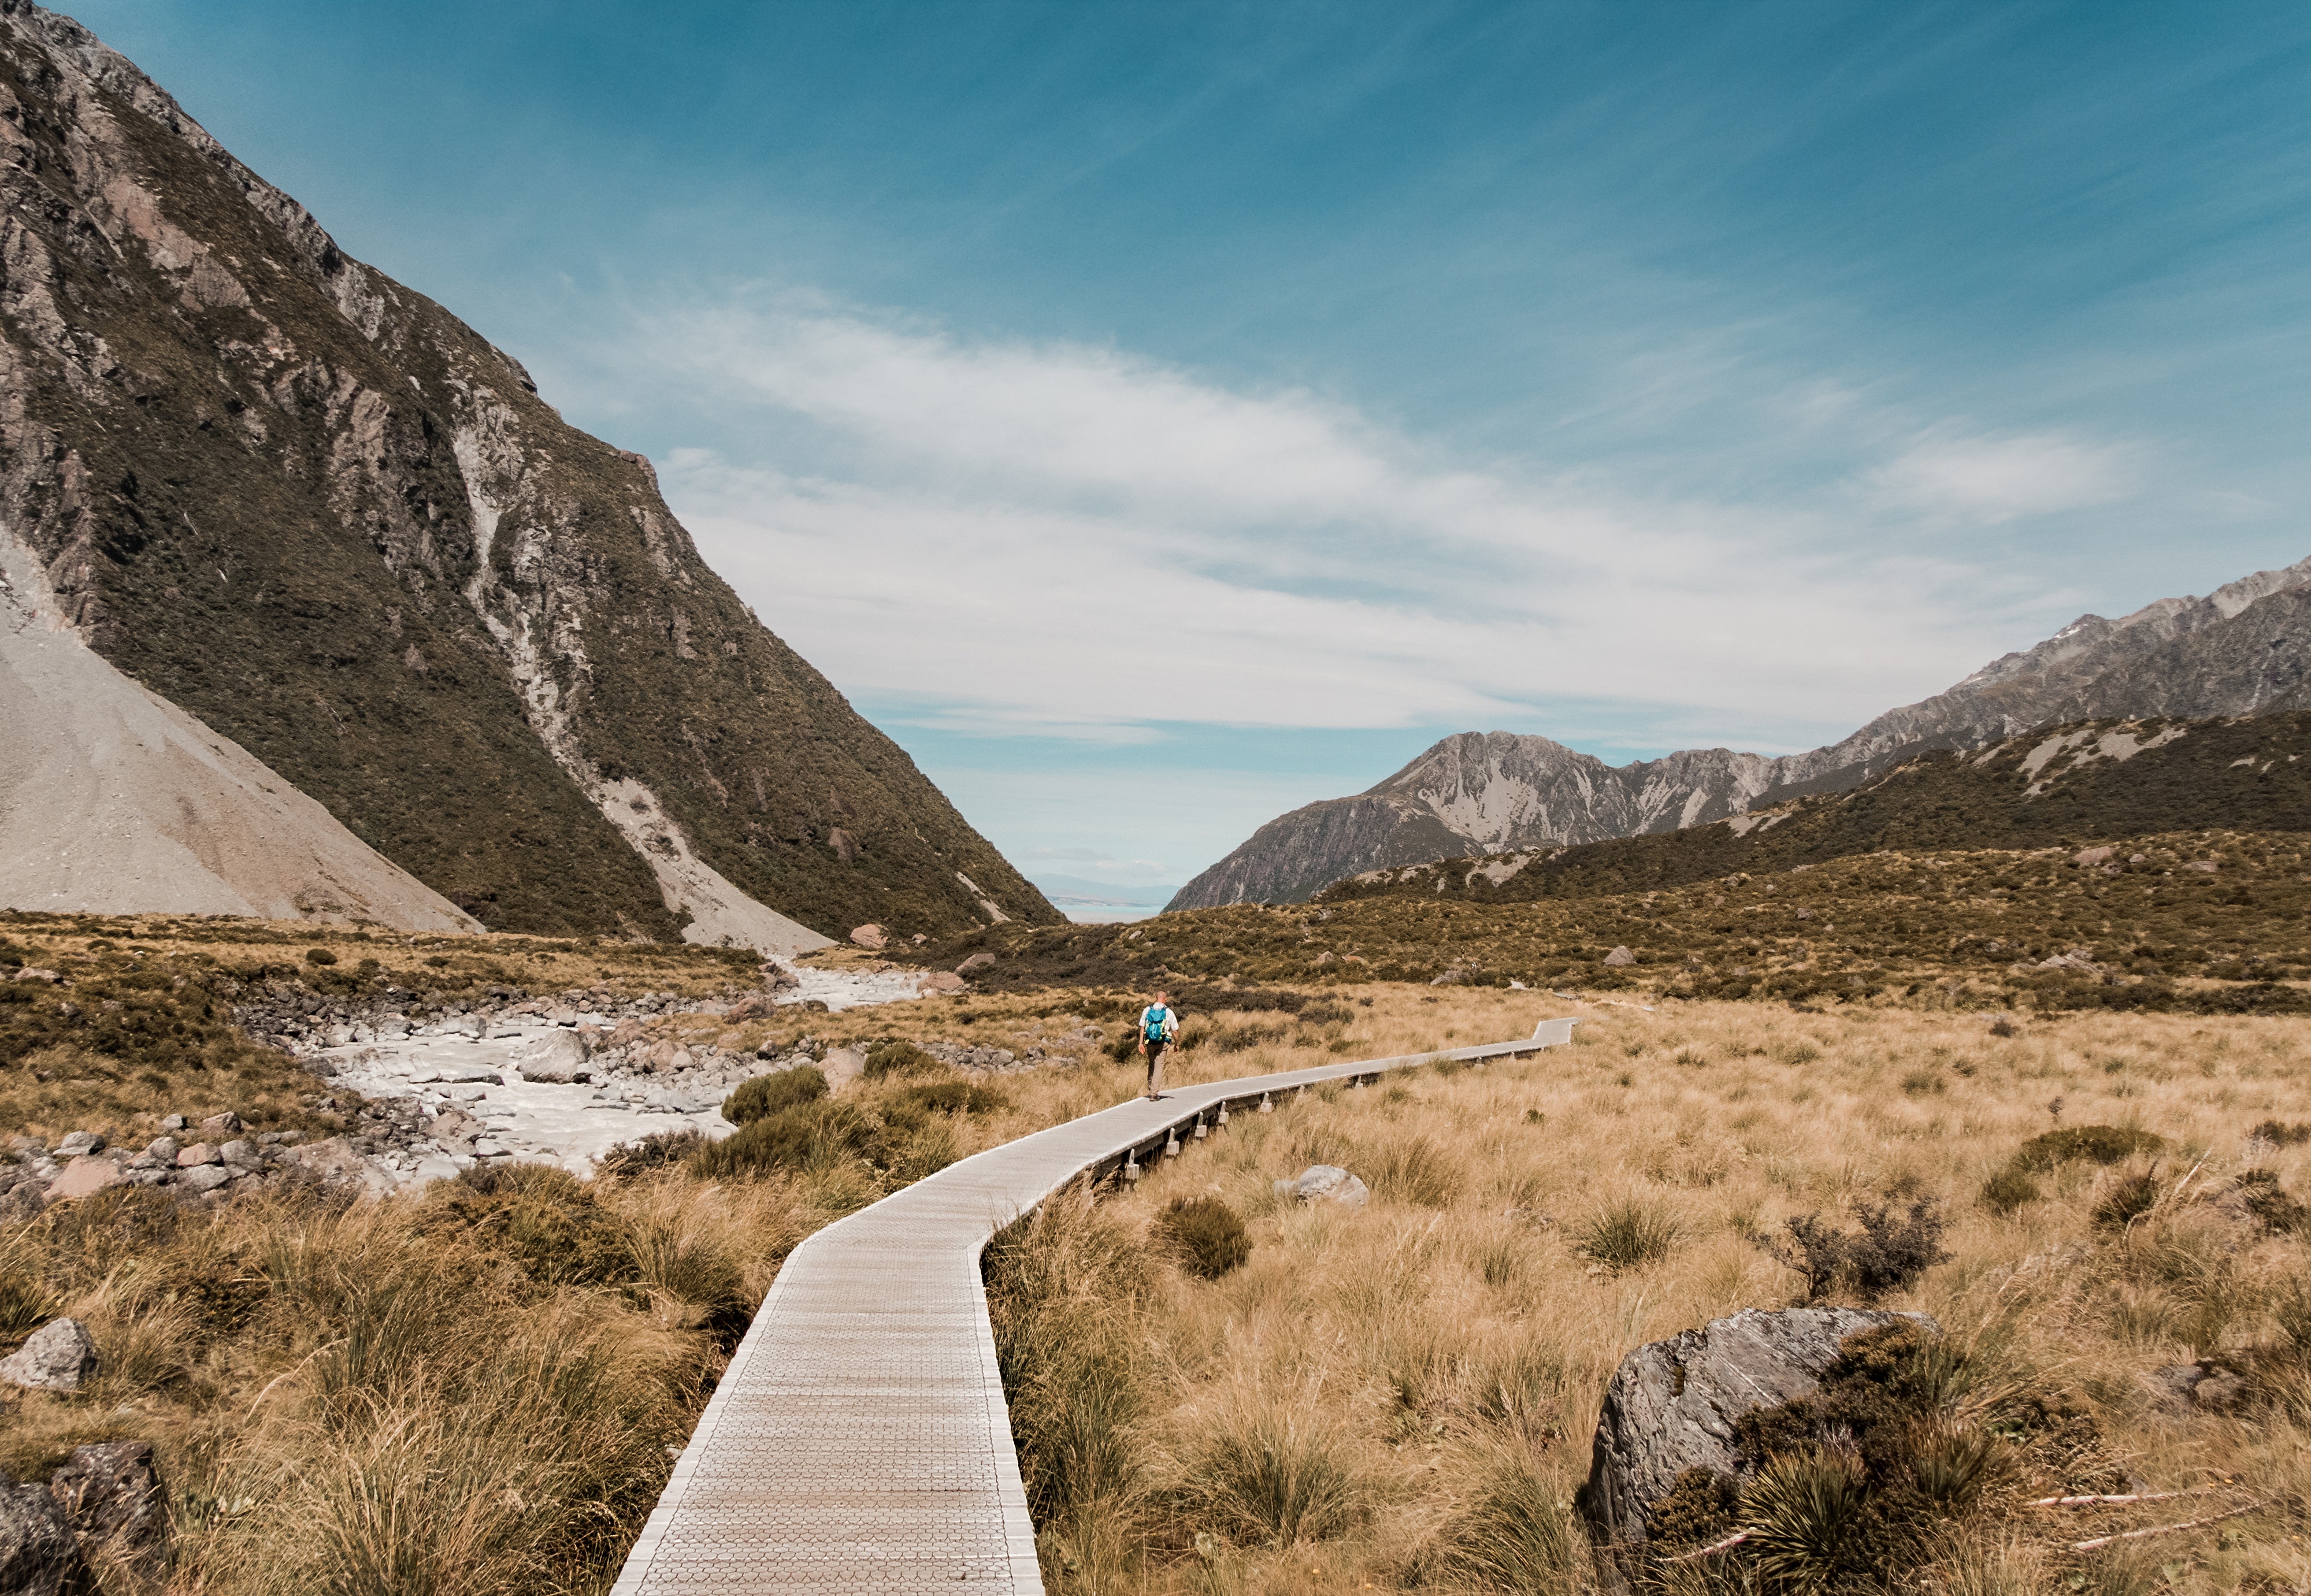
(0, 1), (1055, 948)
(1173, 556), (2311, 907)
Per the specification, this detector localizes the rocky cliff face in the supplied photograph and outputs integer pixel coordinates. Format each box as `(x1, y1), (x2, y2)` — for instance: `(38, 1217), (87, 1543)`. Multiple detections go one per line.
(0, 2), (1056, 948)
(1171, 557), (2311, 909)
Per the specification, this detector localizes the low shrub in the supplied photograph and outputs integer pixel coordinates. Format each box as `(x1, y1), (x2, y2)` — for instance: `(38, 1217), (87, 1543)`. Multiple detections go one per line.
(1980, 1168), (2040, 1215)
(862, 1040), (943, 1081)
(1576, 1200), (1679, 1272)
(886, 1079), (1009, 1119)
(2010, 1124), (2162, 1172)
(303, 948), (337, 966)
(1770, 1197), (1948, 1301)
(2235, 1168), (2311, 1233)
(597, 1129), (710, 1181)
(2091, 1171), (2161, 1228)
(420, 1164), (635, 1289)
(2254, 1119), (2311, 1146)
(692, 1100), (882, 1178)
(722, 1066), (828, 1126)
(1152, 1196), (1251, 1279)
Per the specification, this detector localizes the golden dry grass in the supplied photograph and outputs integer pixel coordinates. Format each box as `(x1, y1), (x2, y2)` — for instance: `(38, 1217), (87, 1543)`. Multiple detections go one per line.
(987, 991), (2311, 1596)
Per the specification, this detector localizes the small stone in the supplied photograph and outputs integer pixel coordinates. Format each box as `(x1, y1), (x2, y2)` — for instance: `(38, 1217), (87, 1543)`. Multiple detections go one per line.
(158, 1115), (187, 1133)
(849, 923), (888, 949)
(43, 1160), (122, 1202)
(1274, 1165), (1369, 1208)
(0, 1318), (98, 1391)
(956, 951), (996, 975)
(198, 1112), (240, 1137)
(176, 1144), (221, 1168)
(144, 1137), (180, 1164)
(1603, 947), (1637, 967)
(217, 1140), (265, 1172)
(176, 1165), (231, 1194)
(47, 1440), (166, 1582)
(11, 966), (60, 983)
(2074, 845), (2116, 867)
(514, 1029), (592, 1083)
(918, 972), (966, 994)
(54, 1131), (102, 1157)
(2185, 859), (2220, 872)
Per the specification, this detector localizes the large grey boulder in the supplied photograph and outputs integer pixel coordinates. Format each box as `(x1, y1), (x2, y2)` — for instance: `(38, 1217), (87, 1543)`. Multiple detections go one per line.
(514, 1029), (592, 1083)
(1579, 1307), (1937, 1555)
(0, 1319), (98, 1392)
(1274, 1166), (1370, 1208)
(0, 1474), (85, 1596)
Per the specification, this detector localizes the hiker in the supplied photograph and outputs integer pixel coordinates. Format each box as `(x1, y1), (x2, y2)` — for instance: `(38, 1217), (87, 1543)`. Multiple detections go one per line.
(1137, 989), (1180, 1100)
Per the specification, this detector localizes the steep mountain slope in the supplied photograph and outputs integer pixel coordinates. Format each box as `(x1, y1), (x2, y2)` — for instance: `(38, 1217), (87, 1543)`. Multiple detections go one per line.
(0, 2), (1056, 948)
(1172, 557), (2311, 908)
(1316, 712), (2311, 907)
(2, 526), (476, 929)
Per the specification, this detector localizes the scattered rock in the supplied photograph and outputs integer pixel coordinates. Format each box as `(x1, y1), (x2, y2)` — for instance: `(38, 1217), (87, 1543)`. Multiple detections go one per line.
(143, 1138), (179, 1165)
(158, 1115), (187, 1133)
(0, 1318), (99, 1392)
(1603, 947), (1637, 967)
(1274, 1165), (1370, 1208)
(2075, 845), (2116, 867)
(2185, 859), (2220, 873)
(175, 1144), (220, 1168)
(850, 923), (888, 949)
(2151, 1360), (2247, 1415)
(53, 1131), (102, 1157)
(12, 967), (60, 983)
(44, 1159), (122, 1203)
(176, 1166), (231, 1194)
(217, 1140), (265, 1172)
(917, 972), (966, 995)
(513, 1029), (592, 1084)
(198, 1112), (241, 1137)
(819, 1046), (868, 1091)
(0, 1473), (84, 1596)
(1579, 1307), (1934, 1555)
(956, 951), (996, 975)
(722, 993), (778, 1022)
(47, 1440), (165, 1583)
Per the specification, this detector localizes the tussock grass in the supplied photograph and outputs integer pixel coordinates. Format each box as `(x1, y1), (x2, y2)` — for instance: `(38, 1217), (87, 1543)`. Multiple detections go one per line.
(981, 993), (2311, 1596)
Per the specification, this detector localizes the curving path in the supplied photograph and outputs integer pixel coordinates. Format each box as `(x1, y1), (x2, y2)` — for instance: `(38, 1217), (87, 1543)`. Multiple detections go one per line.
(611, 1020), (1581, 1595)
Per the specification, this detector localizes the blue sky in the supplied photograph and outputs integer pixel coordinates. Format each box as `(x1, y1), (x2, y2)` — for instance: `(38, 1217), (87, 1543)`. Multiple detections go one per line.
(65, 1), (2311, 892)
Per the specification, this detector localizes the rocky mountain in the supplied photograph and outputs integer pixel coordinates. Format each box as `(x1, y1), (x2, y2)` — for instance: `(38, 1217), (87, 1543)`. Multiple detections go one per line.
(0, 2), (1057, 949)
(1317, 711), (2311, 908)
(1171, 555), (2311, 909)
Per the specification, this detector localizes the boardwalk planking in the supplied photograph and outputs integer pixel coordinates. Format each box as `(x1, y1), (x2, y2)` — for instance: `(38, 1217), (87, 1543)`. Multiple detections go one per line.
(611, 1019), (1581, 1594)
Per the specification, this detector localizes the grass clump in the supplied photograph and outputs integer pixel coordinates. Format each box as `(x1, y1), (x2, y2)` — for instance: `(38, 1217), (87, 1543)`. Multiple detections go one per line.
(863, 1040), (944, 1080)
(722, 1065), (828, 1126)
(1576, 1199), (1679, 1272)
(1979, 1167), (2040, 1215)
(1152, 1196), (1251, 1279)
(1186, 1409), (1363, 1547)
(2092, 1170), (2162, 1228)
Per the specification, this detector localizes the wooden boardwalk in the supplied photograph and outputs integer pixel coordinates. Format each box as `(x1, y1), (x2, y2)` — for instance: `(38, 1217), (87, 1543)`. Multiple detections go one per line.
(610, 1020), (1581, 1595)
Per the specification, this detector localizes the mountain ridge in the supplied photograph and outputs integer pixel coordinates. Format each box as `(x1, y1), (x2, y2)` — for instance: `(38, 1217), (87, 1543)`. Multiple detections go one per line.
(0, 2), (1059, 948)
(1170, 555), (2311, 909)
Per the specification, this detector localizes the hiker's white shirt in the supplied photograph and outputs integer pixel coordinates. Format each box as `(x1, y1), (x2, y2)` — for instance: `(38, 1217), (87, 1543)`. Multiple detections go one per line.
(1140, 1004), (1178, 1042)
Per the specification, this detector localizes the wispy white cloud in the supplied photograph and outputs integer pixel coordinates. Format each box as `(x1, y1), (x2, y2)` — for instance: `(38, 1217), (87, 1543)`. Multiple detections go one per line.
(1871, 426), (2139, 522)
(646, 296), (2078, 747)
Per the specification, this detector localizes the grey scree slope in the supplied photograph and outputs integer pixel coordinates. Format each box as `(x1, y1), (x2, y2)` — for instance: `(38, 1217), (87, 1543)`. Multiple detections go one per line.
(611, 1019), (1581, 1594)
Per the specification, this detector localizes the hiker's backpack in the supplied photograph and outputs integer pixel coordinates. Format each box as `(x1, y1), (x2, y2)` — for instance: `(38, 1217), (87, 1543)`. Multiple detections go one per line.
(1143, 1005), (1171, 1042)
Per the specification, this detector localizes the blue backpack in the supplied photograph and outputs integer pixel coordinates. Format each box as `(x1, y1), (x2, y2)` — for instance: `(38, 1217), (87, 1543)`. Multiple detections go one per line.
(1143, 1005), (1173, 1042)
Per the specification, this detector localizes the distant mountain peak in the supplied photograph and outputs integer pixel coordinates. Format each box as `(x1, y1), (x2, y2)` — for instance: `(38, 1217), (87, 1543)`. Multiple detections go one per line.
(1170, 555), (2311, 910)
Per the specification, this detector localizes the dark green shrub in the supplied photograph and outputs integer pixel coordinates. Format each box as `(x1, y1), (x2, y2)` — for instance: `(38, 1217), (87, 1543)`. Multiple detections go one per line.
(863, 1040), (943, 1080)
(596, 1129), (709, 1181)
(2255, 1120), (2311, 1146)
(887, 1079), (1008, 1118)
(1153, 1196), (1252, 1279)
(2235, 1168), (2310, 1233)
(2011, 1124), (2162, 1172)
(722, 1065), (828, 1126)
(1980, 1168), (2040, 1215)
(1769, 1198), (1948, 1302)
(2092, 1171), (2160, 1228)
(304, 947), (338, 966)
(692, 1100), (882, 1178)
(423, 1164), (634, 1288)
